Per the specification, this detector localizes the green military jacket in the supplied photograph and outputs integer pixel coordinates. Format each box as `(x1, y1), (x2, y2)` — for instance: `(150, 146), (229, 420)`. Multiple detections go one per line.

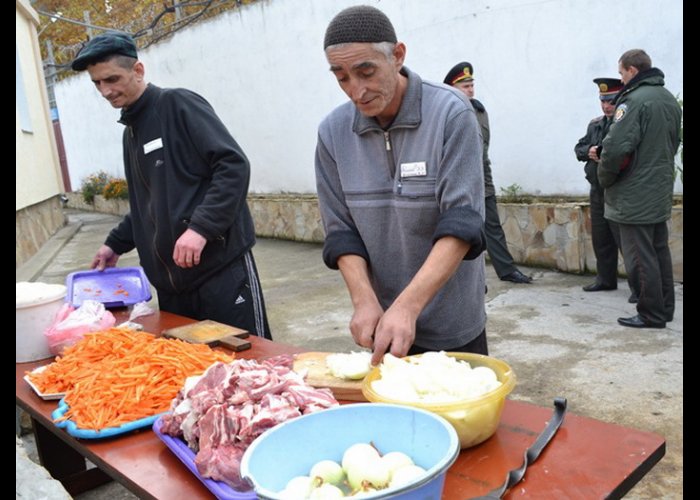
(598, 68), (681, 224)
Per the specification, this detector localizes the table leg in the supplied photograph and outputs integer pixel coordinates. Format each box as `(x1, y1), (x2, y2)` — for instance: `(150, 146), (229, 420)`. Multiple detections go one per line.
(32, 417), (113, 495)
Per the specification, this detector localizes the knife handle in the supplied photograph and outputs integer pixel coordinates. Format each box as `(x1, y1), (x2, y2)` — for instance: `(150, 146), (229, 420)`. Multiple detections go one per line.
(218, 335), (251, 352)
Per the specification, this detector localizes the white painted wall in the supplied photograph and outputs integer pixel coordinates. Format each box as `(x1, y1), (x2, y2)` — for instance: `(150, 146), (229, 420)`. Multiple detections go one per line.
(16, 0), (64, 210)
(55, 0), (683, 195)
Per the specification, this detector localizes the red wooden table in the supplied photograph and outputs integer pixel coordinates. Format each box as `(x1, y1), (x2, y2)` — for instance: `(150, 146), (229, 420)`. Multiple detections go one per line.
(16, 311), (665, 499)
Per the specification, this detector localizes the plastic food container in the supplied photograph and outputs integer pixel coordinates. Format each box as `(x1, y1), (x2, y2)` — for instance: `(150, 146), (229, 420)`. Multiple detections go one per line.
(362, 352), (516, 449)
(65, 267), (151, 308)
(16, 282), (67, 362)
(240, 403), (460, 499)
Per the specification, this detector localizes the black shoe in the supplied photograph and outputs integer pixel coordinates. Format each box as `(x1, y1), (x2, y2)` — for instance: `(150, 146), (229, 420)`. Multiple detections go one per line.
(500, 270), (532, 284)
(628, 294), (639, 303)
(617, 315), (665, 329)
(582, 282), (617, 292)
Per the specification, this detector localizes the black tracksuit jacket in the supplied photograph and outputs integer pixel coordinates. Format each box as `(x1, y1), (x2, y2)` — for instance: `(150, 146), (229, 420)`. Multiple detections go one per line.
(105, 84), (255, 294)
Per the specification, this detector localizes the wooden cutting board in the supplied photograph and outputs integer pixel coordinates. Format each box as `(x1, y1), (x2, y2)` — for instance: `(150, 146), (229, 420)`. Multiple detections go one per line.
(162, 320), (251, 351)
(293, 352), (368, 402)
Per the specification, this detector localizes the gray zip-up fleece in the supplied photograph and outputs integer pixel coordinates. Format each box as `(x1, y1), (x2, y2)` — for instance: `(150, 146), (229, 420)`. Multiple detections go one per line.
(315, 67), (486, 350)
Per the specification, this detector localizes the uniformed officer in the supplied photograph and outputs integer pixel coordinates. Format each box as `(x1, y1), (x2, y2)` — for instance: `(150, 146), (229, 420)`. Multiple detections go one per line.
(574, 77), (637, 300)
(444, 62), (533, 284)
(599, 49), (681, 328)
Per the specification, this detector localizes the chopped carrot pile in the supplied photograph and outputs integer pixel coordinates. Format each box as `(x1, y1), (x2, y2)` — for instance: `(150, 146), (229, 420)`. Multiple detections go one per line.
(26, 328), (232, 430)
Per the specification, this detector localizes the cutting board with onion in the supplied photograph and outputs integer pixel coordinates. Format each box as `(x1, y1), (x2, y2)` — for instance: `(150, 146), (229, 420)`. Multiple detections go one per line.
(293, 352), (368, 402)
(161, 320), (251, 351)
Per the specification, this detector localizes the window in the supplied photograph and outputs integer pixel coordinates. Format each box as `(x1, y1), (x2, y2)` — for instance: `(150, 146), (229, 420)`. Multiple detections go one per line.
(16, 44), (33, 133)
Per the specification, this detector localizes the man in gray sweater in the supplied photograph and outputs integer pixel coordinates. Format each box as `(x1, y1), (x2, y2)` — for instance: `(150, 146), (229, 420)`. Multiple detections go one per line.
(315, 5), (487, 365)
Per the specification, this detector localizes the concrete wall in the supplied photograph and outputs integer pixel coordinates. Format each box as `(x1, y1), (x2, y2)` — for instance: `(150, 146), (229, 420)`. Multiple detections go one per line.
(54, 0), (683, 196)
(16, 0), (64, 210)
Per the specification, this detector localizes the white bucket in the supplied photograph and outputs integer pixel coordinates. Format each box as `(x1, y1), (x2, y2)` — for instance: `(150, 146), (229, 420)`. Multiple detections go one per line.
(16, 282), (67, 363)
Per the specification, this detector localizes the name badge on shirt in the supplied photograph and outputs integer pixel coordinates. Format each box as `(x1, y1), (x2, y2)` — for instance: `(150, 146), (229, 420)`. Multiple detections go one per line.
(143, 138), (163, 155)
(400, 161), (427, 178)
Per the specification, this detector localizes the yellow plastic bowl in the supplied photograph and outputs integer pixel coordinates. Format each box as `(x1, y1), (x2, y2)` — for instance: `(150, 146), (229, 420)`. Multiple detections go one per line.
(362, 352), (516, 449)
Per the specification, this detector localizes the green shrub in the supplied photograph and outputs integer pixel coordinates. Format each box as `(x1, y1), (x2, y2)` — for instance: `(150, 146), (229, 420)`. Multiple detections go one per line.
(498, 183), (528, 203)
(80, 171), (111, 204)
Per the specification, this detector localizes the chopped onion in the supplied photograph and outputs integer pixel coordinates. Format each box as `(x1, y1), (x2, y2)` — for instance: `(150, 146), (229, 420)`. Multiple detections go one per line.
(372, 352), (502, 403)
(326, 352), (372, 380)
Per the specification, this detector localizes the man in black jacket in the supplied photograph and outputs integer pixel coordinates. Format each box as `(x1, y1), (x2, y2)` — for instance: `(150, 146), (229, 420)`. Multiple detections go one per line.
(574, 77), (639, 299)
(72, 32), (271, 338)
(444, 62), (532, 284)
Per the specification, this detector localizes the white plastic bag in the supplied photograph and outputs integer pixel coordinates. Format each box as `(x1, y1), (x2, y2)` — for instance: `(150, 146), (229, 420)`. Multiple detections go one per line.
(45, 300), (116, 355)
(116, 301), (156, 330)
(128, 301), (156, 321)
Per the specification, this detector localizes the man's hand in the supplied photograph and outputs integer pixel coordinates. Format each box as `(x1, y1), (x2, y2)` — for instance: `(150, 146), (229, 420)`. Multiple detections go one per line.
(587, 145), (600, 162)
(91, 245), (120, 271)
(337, 254), (386, 359)
(371, 303), (417, 365)
(349, 300), (383, 351)
(173, 228), (207, 268)
(370, 236), (471, 365)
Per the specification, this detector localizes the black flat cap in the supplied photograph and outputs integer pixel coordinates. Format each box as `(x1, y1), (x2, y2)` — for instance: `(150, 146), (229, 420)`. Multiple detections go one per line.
(444, 62), (474, 85)
(71, 32), (137, 71)
(324, 5), (397, 49)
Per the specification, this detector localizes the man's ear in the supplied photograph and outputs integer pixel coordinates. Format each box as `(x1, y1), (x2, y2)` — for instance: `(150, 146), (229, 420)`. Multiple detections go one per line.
(133, 60), (145, 80)
(393, 42), (406, 68)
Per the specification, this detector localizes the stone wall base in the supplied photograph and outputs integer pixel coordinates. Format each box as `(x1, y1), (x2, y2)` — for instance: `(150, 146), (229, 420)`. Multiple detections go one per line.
(16, 196), (66, 268)
(63, 192), (683, 281)
(248, 194), (325, 242)
(497, 203), (683, 281)
(64, 191), (129, 216)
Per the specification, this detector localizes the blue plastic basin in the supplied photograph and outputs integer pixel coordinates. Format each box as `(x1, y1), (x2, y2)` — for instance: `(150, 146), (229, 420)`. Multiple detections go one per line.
(240, 403), (460, 499)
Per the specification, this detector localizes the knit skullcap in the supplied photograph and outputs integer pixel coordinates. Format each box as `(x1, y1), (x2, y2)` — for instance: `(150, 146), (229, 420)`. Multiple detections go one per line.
(324, 5), (397, 49)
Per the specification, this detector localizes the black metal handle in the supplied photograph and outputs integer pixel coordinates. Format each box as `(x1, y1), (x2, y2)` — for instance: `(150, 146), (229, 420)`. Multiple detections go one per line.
(475, 397), (568, 499)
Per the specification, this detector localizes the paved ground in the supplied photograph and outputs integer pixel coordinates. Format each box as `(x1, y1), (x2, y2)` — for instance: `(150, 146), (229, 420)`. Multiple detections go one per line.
(17, 210), (683, 499)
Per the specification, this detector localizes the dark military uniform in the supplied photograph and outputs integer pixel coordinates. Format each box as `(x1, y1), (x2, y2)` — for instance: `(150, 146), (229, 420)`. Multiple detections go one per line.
(473, 98), (521, 279)
(574, 115), (619, 288)
(443, 61), (531, 284)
